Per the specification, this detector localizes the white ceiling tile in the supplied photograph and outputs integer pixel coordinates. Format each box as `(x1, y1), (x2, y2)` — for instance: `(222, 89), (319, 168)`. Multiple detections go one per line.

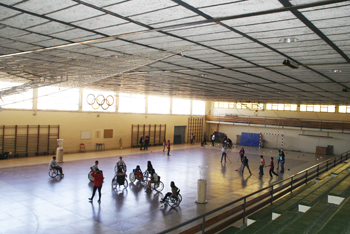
(104, 0), (177, 17)
(15, 0), (77, 15)
(47, 5), (103, 22)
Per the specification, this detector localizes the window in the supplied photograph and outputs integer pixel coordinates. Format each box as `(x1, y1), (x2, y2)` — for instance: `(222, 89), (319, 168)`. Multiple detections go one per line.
(82, 89), (116, 112)
(172, 98), (191, 115)
(148, 96), (170, 114)
(339, 106), (350, 113)
(214, 102), (234, 109)
(192, 100), (205, 115)
(266, 103), (297, 111)
(0, 82), (33, 109)
(119, 93), (145, 113)
(38, 86), (80, 111)
(300, 104), (335, 113)
(237, 103), (263, 110)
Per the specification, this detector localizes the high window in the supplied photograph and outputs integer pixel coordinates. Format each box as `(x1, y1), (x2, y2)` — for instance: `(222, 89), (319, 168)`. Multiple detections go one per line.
(148, 96), (170, 114)
(236, 103), (263, 110)
(0, 82), (33, 109)
(339, 106), (350, 113)
(172, 98), (191, 115)
(266, 103), (297, 111)
(214, 102), (234, 108)
(119, 93), (145, 113)
(38, 86), (79, 111)
(300, 105), (335, 113)
(192, 100), (205, 115)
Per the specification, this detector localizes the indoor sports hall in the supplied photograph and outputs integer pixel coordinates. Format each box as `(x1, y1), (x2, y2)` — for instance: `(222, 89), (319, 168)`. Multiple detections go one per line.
(1, 0), (350, 234)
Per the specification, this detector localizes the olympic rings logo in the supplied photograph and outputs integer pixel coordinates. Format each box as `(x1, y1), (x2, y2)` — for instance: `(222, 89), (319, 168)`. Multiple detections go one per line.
(86, 94), (114, 110)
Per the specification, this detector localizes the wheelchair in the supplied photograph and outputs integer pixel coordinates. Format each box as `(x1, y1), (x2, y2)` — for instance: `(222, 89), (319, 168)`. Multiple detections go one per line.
(150, 180), (164, 192)
(161, 190), (182, 208)
(147, 177), (164, 192)
(129, 171), (143, 183)
(49, 168), (62, 178)
(112, 175), (128, 190)
(88, 171), (94, 182)
(114, 164), (127, 173)
(143, 170), (151, 181)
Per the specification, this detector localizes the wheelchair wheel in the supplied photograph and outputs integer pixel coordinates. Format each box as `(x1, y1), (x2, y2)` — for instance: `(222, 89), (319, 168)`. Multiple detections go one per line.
(143, 171), (149, 181)
(169, 194), (182, 208)
(49, 169), (58, 178)
(129, 172), (136, 183)
(111, 178), (117, 190)
(154, 181), (164, 191)
(88, 171), (94, 182)
(123, 179), (128, 189)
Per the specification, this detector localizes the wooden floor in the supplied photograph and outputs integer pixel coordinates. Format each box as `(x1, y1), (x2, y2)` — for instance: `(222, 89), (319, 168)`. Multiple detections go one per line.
(0, 143), (331, 234)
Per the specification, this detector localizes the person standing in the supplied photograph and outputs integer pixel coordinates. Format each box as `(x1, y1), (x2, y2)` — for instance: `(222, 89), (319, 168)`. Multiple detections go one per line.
(242, 156), (252, 175)
(89, 169), (104, 203)
(222, 136), (226, 147)
(211, 133), (215, 146)
(90, 160), (99, 172)
(190, 134), (194, 144)
(167, 140), (171, 156)
(139, 135), (144, 150)
(280, 150), (285, 173)
(269, 157), (278, 178)
(163, 138), (166, 152)
(144, 135), (149, 150)
(277, 150), (282, 171)
(203, 132), (207, 145)
(49, 156), (64, 177)
(221, 146), (227, 162)
(116, 157), (126, 173)
(259, 155), (265, 175)
(239, 147), (245, 163)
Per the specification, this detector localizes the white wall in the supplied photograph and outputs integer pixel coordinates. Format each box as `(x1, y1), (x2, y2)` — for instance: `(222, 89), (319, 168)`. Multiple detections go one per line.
(208, 106), (350, 155)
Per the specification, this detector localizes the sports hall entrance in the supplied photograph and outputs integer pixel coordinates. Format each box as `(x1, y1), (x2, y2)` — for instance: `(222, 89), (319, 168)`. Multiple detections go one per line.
(174, 126), (186, 144)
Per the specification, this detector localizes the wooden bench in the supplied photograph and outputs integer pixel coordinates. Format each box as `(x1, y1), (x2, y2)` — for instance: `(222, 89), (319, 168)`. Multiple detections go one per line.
(316, 163), (344, 181)
(331, 162), (350, 177)
(298, 171), (349, 212)
(246, 182), (315, 226)
(248, 211), (300, 234)
(317, 196), (350, 234)
(279, 201), (337, 234)
(218, 226), (240, 234)
(328, 175), (350, 205)
(272, 176), (332, 219)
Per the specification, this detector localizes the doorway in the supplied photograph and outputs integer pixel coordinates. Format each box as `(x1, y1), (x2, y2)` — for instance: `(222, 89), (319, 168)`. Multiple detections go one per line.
(174, 126), (186, 144)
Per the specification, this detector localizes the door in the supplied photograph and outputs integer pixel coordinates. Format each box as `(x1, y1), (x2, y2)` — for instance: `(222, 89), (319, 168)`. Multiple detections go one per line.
(174, 126), (186, 144)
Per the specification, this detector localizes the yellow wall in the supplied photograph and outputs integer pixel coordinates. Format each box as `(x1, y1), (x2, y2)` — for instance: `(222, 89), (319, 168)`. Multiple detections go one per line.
(0, 109), (203, 153)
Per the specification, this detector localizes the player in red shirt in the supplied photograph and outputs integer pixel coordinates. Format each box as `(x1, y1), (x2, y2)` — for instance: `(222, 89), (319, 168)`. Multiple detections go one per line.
(89, 169), (104, 203)
(269, 157), (278, 178)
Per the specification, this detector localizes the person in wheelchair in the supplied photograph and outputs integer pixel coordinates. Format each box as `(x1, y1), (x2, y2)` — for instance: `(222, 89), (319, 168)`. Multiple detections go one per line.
(133, 165), (143, 181)
(49, 156), (64, 177)
(146, 169), (159, 191)
(113, 168), (127, 186)
(90, 160), (99, 172)
(116, 157), (126, 172)
(146, 161), (153, 174)
(160, 181), (178, 203)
